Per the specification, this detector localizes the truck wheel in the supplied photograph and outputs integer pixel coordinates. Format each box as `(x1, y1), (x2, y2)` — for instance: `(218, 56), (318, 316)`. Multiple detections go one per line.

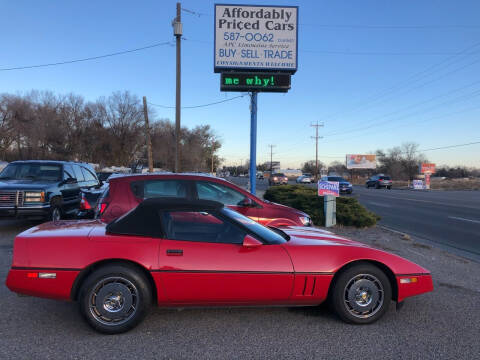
(49, 199), (63, 221)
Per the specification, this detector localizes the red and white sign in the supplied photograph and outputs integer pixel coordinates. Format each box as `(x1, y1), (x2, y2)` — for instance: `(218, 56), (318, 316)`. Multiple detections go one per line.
(420, 163), (436, 174)
(318, 181), (339, 197)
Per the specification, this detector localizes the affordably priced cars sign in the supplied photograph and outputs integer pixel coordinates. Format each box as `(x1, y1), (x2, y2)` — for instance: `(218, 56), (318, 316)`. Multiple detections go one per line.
(214, 4), (298, 73)
(318, 181), (340, 197)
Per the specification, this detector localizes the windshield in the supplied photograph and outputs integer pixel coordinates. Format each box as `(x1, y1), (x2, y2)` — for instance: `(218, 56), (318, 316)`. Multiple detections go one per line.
(380, 176), (391, 180)
(327, 176), (347, 182)
(273, 173), (285, 177)
(221, 208), (287, 244)
(0, 163), (62, 181)
(303, 173), (312, 177)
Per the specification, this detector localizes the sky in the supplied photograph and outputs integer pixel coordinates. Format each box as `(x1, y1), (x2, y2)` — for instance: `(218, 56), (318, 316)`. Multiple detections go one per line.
(1, 0), (480, 168)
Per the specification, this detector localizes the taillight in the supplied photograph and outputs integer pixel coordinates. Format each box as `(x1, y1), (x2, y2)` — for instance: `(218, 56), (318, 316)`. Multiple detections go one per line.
(80, 195), (91, 210)
(99, 202), (108, 214)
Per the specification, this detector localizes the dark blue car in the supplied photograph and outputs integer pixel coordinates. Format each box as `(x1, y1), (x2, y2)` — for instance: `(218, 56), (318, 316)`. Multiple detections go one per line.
(321, 176), (353, 194)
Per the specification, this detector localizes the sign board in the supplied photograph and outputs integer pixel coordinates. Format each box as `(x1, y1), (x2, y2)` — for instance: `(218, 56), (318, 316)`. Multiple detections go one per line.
(346, 154), (377, 169)
(221, 72), (291, 92)
(214, 4), (298, 73)
(412, 180), (425, 190)
(420, 163), (436, 174)
(318, 181), (339, 197)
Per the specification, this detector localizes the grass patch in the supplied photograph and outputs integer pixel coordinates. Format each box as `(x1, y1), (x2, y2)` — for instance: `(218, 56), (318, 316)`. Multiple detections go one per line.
(264, 185), (380, 228)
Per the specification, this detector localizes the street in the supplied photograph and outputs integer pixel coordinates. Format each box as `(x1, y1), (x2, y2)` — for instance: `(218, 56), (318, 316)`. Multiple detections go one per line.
(352, 186), (480, 260)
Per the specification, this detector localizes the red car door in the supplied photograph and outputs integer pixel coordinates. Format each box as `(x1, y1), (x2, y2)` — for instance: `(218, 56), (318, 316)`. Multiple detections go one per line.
(157, 211), (293, 305)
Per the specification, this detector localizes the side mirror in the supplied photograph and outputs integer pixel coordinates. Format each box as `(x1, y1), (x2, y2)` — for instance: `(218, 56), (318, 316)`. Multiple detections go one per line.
(64, 177), (78, 184)
(243, 235), (262, 248)
(239, 198), (254, 207)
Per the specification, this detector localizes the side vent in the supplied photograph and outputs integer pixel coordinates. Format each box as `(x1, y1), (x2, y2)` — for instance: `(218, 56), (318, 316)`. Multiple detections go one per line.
(301, 276), (317, 296)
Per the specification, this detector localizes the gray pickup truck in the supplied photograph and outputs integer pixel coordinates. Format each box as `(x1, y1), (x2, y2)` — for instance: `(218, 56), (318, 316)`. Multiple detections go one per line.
(0, 160), (99, 221)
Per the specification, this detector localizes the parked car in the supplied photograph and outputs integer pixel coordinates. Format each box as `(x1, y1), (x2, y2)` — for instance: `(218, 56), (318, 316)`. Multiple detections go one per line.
(321, 176), (353, 194)
(296, 173), (313, 183)
(6, 197), (434, 334)
(256, 172), (264, 180)
(0, 160), (100, 220)
(366, 175), (393, 189)
(95, 173), (312, 227)
(269, 173), (288, 185)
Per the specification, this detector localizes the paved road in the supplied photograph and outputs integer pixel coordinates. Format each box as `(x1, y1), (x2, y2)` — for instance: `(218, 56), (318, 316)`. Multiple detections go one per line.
(1, 217), (479, 359)
(228, 177), (480, 260)
(352, 186), (480, 259)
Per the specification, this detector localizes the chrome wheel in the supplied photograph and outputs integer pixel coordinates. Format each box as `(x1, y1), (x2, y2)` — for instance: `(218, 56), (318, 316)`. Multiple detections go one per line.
(344, 274), (384, 319)
(88, 277), (138, 326)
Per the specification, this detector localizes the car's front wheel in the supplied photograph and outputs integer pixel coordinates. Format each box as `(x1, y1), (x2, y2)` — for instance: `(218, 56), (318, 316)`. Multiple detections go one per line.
(331, 263), (392, 324)
(79, 264), (152, 334)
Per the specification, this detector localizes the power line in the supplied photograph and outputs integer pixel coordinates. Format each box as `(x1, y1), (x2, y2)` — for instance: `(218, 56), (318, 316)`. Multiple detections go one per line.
(0, 41), (174, 71)
(148, 94), (247, 109)
(419, 141), (480, 153)
(300, 23), (480, 30)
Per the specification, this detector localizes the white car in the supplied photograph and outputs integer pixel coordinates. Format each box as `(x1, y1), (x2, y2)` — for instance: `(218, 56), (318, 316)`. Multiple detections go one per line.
(296, 174), (313, 183)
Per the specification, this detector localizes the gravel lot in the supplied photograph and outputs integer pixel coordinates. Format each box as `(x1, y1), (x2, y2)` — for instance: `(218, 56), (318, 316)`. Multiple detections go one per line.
(0, 218), (479, 360)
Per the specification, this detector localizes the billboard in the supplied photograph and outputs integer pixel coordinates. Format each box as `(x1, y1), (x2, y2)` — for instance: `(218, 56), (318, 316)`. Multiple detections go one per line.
(318, 181), (339, 197)
(346, 154), (377, 169)
(214, 4), (298, 73)
(420, 163), (436, 174)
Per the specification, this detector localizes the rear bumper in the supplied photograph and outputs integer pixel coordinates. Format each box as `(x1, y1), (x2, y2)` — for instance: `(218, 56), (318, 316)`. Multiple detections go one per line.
(0, 205), (50, 218)
(396, 273), (433, 302)
(6, 268), (79, 301)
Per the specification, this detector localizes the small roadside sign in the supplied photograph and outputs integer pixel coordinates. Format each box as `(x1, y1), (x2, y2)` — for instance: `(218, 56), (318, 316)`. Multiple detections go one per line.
(318, 181), (339, 197)
(412, 180), (425, 190)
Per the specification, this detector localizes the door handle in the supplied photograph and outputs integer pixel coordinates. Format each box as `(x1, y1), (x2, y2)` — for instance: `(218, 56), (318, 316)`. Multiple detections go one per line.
(166, 249), (183, 256)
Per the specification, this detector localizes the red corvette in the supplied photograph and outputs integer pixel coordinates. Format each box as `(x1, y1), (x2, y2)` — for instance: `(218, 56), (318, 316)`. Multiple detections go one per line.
(6, 198), (433, 334)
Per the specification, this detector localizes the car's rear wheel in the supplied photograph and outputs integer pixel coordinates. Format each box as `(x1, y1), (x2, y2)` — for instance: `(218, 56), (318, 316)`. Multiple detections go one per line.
(79, 264), (151, 334)
(49, 199), (63, 221)
(331, 263), (391, 324)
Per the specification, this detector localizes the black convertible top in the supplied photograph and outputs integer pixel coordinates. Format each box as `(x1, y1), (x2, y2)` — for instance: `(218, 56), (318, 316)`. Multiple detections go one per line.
(105, 197), (224, 237)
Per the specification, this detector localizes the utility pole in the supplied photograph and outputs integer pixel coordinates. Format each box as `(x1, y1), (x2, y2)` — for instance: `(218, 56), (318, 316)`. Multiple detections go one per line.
(142, 96), (154, 173)
(211, 137), (215, 175)
(173, 2), (182, 173)
(311, 121), (324, 180)
(268, 144), (276, 172)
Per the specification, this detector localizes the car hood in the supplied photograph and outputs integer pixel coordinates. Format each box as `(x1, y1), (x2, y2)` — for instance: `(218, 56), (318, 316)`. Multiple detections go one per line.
(279, 226), (430, 275)
(0, 180), (56, 190)
(282, 226), (370, 247)
(265, 201), (309, 218)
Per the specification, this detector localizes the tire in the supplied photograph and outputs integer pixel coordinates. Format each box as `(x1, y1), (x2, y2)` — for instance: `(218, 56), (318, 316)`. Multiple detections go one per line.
(375, 183), (380, 189)
(49, 199), (63, 221)
(79, 264), (152, 334)
(387, 186), (392, 190)
(365, 184), (369, 188)
(331, 263), (392, 324)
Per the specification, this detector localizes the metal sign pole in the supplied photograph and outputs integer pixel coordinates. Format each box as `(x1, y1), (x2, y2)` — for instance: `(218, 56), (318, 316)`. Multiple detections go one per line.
(249, 92), (257, 195)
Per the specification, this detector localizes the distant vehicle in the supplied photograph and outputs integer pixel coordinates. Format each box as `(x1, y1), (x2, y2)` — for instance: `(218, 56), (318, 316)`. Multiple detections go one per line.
(321, 176), (353, 194)
(96, 172), (118, 183)
(6, 197), (433, 334)
(0, 160), (99, 220)
(95, 173), (312, 227)
(296, 173), (313, 184)
(366, 175), (392, 189)
(269, 173), (289, 186)
(256, 172), (264, 180)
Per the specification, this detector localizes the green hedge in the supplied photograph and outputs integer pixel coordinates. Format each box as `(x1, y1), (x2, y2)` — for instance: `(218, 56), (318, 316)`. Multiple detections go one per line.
(263, 185), (380, 228)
